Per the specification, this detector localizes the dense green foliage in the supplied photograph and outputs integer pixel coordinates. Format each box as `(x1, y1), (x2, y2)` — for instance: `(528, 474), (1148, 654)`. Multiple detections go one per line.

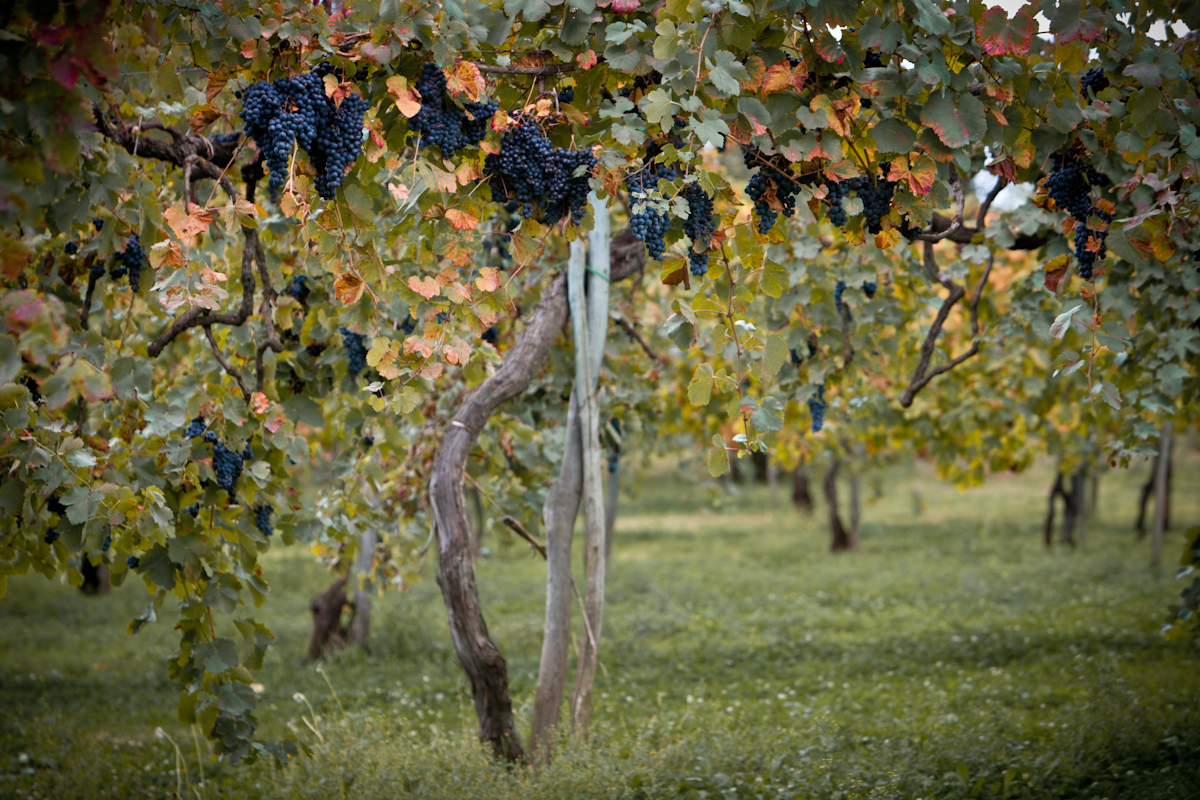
(1, 459), (1198, 798)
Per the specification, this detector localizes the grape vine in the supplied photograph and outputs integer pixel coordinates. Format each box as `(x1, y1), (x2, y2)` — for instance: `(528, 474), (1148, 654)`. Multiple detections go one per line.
(484, 116), (596, 224)
(409, 62), (498, 158)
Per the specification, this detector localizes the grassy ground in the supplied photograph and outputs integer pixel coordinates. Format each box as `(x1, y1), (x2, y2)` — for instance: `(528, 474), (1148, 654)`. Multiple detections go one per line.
(1, 455), (1198, 800)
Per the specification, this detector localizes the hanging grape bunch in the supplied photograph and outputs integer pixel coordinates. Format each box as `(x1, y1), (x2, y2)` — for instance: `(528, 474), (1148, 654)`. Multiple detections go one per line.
(1044, 150), (1111, 280)
(485, 116), (596, 224)
(408, 62), (498, 158)
(807, 385), (827, 433)
(824, 171), (897, 234)
(834, 280), (847, 314)
(626, 149), (676, 261)
(254, 504), (274, 537)
(203, 432), (251, 498)
(339, 326), (367, 380)
(682, 183), (715, 276)
(284, 274), (310, 304)
(1079, 67), (1109, 102)
(240, 62), (368, 201)
(743, 148), (805, 234)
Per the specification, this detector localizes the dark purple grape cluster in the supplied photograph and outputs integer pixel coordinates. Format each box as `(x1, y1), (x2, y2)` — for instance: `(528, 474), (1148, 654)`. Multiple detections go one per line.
(485, 116), (596, 224)
(826, 172), (896, 234)
(183, 416), (207, 439)
(90, 261), (105, 280)
(92, 218), (104, 231)
(21, 375), (42, 406)
(825, 181), (850, 227)
(862, 281), (877, 299)
(682, 183), (715, 276)
(834, 280), (847, 314)
(47, 494), (66, 515)
(790, 348), (804, 366)
(743, 148), (804, 234)
(863, 50), (884, 68)
(126, 556), (140, 569)
(204, 431), (249, 497)
(1079, 67), (1109, 102)
(254, 504), (273, 536)
(400, 315), (417, 335)
(1045, 151), (1111, 279)
(408, 63), (498, 158)
(111, 233), (144, 291)
(481, 326), (499, 346)
(212, 132), (241, 144)
(807, 385), (827, 433)
(102, 534), (111, 551)
(284, 274), (310, 304)
(557, 86), (575, 104)
(626, 159), (675, 261)
(184, 503), (200, 517)
(339, 326), (367, 379)
(239, 63), (367, 200)
(44, 528), (59, 544)
(64, 241), (78, 255)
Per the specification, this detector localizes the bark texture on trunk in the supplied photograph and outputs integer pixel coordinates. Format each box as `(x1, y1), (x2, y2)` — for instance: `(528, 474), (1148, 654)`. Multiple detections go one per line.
(1137, 447), (1171, 539)
(308, 577), (349, 660)
(80, 559), (110, 595)
(791, 468), (813, 513)
(848, 473), (861, 549)
(1044, 471), (1086, 548)
(1151, 421), (1173, 572)
(430, 228), (644, 763)
(825, 462), (852, 551)
(347, 529), (377, 650)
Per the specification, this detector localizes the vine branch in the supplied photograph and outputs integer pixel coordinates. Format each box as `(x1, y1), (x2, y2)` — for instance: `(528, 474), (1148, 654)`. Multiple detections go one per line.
(203, 325), (250, 402)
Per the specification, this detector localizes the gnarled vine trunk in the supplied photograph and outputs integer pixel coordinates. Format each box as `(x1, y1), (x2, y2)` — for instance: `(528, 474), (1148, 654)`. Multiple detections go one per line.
(825, 461), (852, 552)
(429, 230), (643, 762)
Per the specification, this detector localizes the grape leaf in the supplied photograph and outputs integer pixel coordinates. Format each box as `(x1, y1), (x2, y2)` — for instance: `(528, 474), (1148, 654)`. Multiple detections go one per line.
(1049, 0), (1106, 45)
(976, 6), (1036, 56)
(920, 92), (986, 148)
(761, 333), (788, 379)
(687, 363), (715, 406)
(688, 108), (730, 148)
(912, 0), (952, 35)
(705, 50), (748, 96)
(887, 154), (937, 196)
(870, 118), (916, 153)
(1049, 304), (1083, 340)
(707, 434), (728, 477)
(752, 396), (784, 433)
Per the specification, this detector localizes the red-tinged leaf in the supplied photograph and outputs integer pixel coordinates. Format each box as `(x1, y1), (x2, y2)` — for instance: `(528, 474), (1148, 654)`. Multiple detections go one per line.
(1043, 267), (1069, 293)
(408, 276), (441, 299)
(447, 62), (485, 101)
(814, 31), (847, 63)
(761, 63), (794, 95)
(264, 413), (287, 434)
(445, 208), (479, 231)
(1050, 0), (1106, 45)
(887, 155), (938, 196)
(920, 92), (986, 148)
(610, 0), (641, 11)
(444, 281), (471, 304)
(976, 5), (1036, 56)
(741, 55), (765, 93)
(47, 58), (79, 89)
(0, 233), (31, 280)
(476, 267), (503, 292)
(987, 157), (1018, 183)
(443, 338), (471, 366)
(250, 392), (270, 415)
(576, 50), (597, 70)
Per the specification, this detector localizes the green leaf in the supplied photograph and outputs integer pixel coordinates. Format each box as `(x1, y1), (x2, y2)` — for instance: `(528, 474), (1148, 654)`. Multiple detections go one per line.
(688, 108), (730, 148)
(751, 396), (784, 432)
(662, 312), (695, 350)
(1049, 0), (1106, 45)
(127, 602), (157, 636)
(1049, 304), (1083, 340)
(504, 0), (551, 20)
(140, 544), (177, 592)
(808, 0), (859, 27)
(640, 89), (676, 127)
(0, 336), (19, 384)
(195, 638), (240, 675)
(379, 0), (400, 22)
(912, 0), (951, 35)
(761, 333), (788, 379)
(705, 50), (748, 96)
(707, 434), (728, 477)
(870, 118), (915, 153)
(1046, 99), (1083, 133)
(688, 363), (715, 406)
(920, 92), (986, 149)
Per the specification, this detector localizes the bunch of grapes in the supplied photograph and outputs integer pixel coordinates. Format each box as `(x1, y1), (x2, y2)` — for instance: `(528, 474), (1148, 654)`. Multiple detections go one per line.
(240, 63), (368, 201)
(408, 63), (498, 159)
(204, 431), (250, 497)
(1045, 151), (1111, 279)
(626, 160), (675, 261)
(92, 218), (104, 231)
(102, 534), (111, 551)
(807, 385), (827, 433)
(284, 274), (310, 304)
(126, 556), (140, 569)
(184, 503), (201, 517)
(862, 281), (878, 299)
(46, 495), (67, 516)
(21, 375), (42, 406)
(110, 233), (144, 290)
(254, 504), (274, 536)
(863, 50), (884, 69)
(682, 183), (715, 276)
(485, 116), (596, 224)
(64, 241), (78, 255)
(339, 326), (367, 379)
(743, 148), (804, 234)
(825, 173), (896, 234)
(1079, 67), (1110, 102)
(183, 416), (207, 439)
(557, 86), (575, 104)
(834, 280), (847, 314)
(212, 132), (241, 144)
(825, 180), (850, 228)
(44, 528), (59, 544)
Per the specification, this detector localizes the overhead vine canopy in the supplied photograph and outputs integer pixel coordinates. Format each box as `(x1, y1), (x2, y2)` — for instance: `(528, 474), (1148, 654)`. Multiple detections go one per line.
(0, 0), (1197, 763)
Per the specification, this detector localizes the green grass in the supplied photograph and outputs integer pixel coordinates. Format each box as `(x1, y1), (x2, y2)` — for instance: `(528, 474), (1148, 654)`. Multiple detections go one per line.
(1, 456), (1198, 799)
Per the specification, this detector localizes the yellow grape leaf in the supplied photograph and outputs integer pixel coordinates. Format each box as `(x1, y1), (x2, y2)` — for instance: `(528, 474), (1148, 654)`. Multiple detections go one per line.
(447, 62), (485, 101)
(445, 209), (479, 231)
(476, 267), (502, 292)
(385, 75), (422, 118)
(444, 281), (471, 304)
(334, 272), (365, 305)
(874, 228), (902, 249)
(204, 68), (229, 103)
(456, 161), (483, 185)
(408, 276), (441, 299)
(761, 62), (794, 95)
(443, 337), (471, 366)
(430, 166), (458, 193)
(189, 104), (221, 135)
(887, 155), (938, 196)
(149, 239), (185, 270)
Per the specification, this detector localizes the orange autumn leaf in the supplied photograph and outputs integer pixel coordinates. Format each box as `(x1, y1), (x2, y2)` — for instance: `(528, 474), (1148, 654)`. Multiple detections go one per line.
(761, 63), (794, 95)
(334, 272), (365, 304)
(887, 155), (938, 196)
(476, 267), (502, 292)
(408, 276), (441, 299)
(250, 392), (270, 415)
(445, 208), (479, 231)
(404, 336), (436, 358)
(443, 337), (471, 366)
(576, 50), (597, 70)
(385, 75), (421, 118)
(418, 361), (444, 380)
(447, 61), (485, 102)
